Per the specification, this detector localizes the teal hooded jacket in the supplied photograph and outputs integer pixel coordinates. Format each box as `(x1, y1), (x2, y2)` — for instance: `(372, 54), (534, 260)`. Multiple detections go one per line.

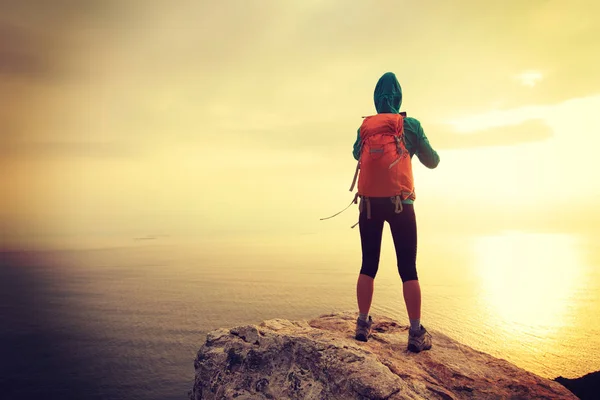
(352, 72), (440, 203)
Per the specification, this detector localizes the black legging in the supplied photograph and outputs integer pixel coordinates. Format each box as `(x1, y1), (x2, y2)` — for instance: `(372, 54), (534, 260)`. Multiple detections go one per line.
(359, 198), (418, 282)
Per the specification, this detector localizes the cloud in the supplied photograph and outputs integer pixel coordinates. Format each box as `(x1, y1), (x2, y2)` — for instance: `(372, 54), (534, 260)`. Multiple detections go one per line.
(0, 24), (46, 77)
(0, 0), (120, 79)
(3, 1), (600, 145)
(0, 140), (136, 159)
(515, 70), (543, 87)
(430, 119), (553, 150)
(418, 194), (600, 238)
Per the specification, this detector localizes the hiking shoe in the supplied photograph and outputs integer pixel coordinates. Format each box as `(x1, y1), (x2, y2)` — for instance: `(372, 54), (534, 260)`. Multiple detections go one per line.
(407, 325), (432, 353)
(355, 316), (373, 342)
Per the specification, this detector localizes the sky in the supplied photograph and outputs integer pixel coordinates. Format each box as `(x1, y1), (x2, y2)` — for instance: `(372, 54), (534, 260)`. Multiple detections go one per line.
(1, 0), (600, 250)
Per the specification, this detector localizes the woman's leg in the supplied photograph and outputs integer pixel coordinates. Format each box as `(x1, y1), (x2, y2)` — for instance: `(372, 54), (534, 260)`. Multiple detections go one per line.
(402, 280), (421, 322)
(356, 274), (375, 315)
(388, 204), (421, 323)
(357, 206), (385, 316)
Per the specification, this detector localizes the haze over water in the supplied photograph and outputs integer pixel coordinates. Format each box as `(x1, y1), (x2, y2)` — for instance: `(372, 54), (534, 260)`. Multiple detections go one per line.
(2, 1), (600, 399)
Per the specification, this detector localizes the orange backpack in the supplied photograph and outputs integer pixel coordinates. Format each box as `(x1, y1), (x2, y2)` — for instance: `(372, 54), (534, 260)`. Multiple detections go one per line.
(351, 113), (415, 201)
(320, 113), (415, 227)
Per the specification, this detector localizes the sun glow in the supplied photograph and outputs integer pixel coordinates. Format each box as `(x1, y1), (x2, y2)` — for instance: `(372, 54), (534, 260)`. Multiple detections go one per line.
(474, 232), (582, 330)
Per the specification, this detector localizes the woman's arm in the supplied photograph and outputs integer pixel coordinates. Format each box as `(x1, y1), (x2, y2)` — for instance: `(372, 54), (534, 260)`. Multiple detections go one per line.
(414, 121), (440, 169)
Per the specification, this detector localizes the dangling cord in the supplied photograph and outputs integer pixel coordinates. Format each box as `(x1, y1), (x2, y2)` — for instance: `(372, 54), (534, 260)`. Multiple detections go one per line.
(320, 193), (359, 221)
(351, 196), (371, 228)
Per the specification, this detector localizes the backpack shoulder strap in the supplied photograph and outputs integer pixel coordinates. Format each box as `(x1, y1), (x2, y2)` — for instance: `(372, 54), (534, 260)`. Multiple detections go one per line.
(395, 113), (403, 135)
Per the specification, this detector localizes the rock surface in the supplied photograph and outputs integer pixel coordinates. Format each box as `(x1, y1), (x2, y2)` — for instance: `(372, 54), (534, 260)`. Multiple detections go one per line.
(190, 312), (577, 400)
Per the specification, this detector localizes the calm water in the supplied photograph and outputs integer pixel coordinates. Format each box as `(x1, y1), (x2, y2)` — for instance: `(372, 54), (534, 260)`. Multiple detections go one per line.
(1, 231), (599, 399)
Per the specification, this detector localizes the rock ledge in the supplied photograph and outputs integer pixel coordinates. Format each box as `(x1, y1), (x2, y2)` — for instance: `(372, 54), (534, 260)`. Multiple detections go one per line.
(190, 311), (576, 399)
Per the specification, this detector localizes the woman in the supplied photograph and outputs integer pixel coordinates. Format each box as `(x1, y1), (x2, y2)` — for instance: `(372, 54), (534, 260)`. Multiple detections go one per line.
(353, 72), (440, 353)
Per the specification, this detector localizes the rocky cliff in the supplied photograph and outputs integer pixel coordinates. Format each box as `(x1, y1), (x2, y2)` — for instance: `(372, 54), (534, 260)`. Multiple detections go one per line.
(190, 312), (577, 399)
(555, 370), (600, 400)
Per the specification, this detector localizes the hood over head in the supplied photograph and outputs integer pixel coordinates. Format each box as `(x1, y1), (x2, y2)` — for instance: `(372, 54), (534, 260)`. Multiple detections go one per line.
(374, 72), (402, 114)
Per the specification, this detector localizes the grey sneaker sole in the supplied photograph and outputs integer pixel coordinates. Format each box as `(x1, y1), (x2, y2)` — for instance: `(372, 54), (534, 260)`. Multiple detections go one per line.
(355, 333), (368, 342)
(407, 342), (432, 353)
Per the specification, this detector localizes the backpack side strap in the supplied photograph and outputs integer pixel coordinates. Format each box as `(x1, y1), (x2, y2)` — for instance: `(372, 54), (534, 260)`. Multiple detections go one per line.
(349, 161), (360, 192)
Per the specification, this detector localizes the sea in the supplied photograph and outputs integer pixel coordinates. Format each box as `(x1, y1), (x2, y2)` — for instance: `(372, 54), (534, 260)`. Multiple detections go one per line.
(1, 231), (599, 399)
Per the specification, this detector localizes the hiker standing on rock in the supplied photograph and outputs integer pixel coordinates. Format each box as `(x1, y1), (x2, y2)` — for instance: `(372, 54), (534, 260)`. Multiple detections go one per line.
(351, 72), (440, 352)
